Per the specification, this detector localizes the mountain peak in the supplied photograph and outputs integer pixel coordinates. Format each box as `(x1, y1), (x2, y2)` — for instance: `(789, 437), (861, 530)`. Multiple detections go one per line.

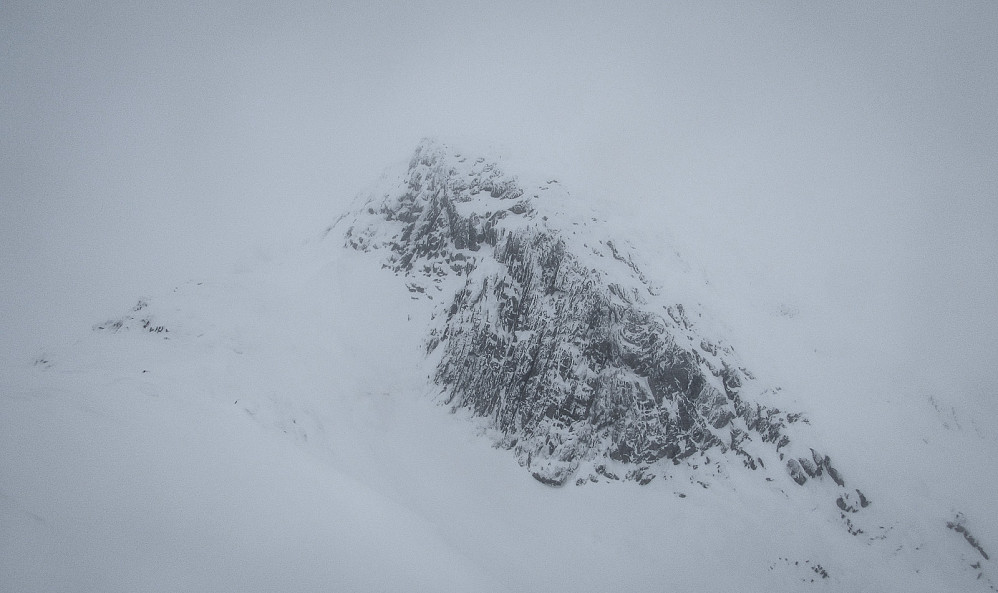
(340, 141), (862, 512)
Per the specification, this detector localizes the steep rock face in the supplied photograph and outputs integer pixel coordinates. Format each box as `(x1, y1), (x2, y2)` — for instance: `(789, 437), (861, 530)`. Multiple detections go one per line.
(341, 140), (851, 492)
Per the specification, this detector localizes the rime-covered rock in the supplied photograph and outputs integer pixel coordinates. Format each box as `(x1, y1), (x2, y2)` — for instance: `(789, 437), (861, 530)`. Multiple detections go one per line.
(340, 139), (855, 494)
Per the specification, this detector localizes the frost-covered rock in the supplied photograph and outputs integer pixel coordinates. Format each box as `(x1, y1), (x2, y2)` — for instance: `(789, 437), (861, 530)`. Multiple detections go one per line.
(340, 139), (852, 495)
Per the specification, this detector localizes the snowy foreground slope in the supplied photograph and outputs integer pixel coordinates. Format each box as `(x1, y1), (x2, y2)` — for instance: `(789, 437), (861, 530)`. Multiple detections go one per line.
(2, 141), (996, 592)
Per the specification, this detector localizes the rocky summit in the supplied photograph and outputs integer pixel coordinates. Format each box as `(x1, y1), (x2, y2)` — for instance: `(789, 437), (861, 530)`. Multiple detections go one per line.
(339, 139), (859, 502)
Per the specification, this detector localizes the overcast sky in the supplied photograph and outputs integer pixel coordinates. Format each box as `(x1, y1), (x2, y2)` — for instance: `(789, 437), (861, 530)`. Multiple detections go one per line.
(2, 1), (996, 386)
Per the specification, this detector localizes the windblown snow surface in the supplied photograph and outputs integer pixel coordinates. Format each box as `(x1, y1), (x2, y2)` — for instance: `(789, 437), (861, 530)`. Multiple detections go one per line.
(2, 143), (996, 592)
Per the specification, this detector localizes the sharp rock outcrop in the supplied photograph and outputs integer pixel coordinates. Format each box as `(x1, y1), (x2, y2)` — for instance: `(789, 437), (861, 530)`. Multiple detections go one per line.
(339, 139), (858, 503)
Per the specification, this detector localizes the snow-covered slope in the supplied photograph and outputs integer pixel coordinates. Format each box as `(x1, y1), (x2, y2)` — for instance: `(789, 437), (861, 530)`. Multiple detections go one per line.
(2, 140), (995, 592)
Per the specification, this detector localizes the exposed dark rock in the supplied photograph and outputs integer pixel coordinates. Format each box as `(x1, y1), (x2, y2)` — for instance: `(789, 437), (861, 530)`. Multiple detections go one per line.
(787, 459), (808, 485)
(842, 514), (865, 536)
(837, 496), (857, 513)
(836, 490), (871, 514)
(825, 458), (846, 487)
(595, 464), (620, 481)
(94, 299), (169, 335)
(948, 513), (991, 560)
